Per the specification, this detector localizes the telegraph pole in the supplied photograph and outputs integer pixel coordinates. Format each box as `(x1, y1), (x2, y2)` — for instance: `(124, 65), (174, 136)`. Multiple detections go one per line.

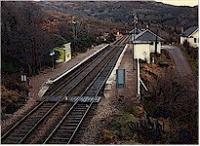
(133, 14), (138, 41)
(72, 16), (78, 51)
(155, 29), (158, 56)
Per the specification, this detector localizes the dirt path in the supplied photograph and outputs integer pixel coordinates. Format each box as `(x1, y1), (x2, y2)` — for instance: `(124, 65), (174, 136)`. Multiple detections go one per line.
(162, 45), (193, 77)
(79, 44), (138, 144)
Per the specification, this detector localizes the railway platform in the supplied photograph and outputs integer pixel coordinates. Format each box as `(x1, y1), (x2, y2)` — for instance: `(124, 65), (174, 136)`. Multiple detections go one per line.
(1, 36), (130, 144)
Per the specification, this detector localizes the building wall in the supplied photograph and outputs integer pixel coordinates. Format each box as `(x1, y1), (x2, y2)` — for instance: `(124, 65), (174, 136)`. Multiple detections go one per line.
(54, 43), (72, 63)
(190, 31), (199, 48)
(180, 36), (187, 45)
(149, 42), (161, 54)
(134, 44), (151, 63)
(133, 42), (161, 63)
(63, 43), (72, 62)
(54, 48), (65, 63)
(180, 30), (199, 48)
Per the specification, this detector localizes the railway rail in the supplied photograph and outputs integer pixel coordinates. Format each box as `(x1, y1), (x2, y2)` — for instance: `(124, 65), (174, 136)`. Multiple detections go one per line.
(44, 36), (130, 144)
(1, 35), (130, 144)
(45, 36), (125, 96)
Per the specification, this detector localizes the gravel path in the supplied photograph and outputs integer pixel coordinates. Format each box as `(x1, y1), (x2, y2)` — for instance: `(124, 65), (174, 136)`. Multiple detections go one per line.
(79, 44), (138, 144)
(162, 45), (193, 77)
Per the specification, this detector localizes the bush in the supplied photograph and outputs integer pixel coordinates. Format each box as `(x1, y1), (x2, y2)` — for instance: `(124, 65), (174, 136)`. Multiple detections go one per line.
(182, 40), (198, 77)
(100, 129), (116, 144)
(2, 55), (21, 74)
(108, 112), (137, 140)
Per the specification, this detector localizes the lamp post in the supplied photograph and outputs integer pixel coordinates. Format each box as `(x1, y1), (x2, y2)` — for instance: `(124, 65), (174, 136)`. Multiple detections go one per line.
(50, 51), (55, 69)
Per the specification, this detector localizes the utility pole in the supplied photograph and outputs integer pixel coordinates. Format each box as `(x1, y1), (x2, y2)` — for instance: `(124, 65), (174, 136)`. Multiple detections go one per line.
(49, 51), (55, 70)
(137, 58), (141, 99)
(155, 29), (158, 56)
(133, 14), (138, 41)
(72, 16), (78, 51)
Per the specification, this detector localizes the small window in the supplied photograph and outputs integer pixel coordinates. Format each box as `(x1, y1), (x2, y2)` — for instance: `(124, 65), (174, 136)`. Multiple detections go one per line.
(194, 38), (197, 43)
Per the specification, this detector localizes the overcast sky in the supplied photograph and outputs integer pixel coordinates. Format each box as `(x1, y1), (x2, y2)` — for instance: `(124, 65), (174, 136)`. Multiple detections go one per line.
(155, 0), (198, 6)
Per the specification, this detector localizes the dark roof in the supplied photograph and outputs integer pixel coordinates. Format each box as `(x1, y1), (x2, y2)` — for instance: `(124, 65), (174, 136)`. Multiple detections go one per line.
(129, 28), (142, 34)
(182, 26), (198, 37)
(134, 29), (164, 42)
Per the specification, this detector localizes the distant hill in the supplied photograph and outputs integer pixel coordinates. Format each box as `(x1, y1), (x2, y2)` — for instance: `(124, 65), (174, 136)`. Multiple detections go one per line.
(36, 1), (198, 30)
(33, 1), (198, 43)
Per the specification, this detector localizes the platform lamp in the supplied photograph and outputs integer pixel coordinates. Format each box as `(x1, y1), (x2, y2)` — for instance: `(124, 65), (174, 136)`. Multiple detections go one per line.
(49, 50), (55, 69)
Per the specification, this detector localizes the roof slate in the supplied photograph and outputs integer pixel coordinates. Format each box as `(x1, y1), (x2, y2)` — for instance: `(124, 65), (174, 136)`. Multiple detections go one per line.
(182, 26), (198, 37)
(134, 29), (164, 42)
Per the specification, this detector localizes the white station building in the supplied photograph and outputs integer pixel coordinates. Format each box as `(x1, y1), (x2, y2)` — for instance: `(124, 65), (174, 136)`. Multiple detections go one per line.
(131, 29), (164, 63)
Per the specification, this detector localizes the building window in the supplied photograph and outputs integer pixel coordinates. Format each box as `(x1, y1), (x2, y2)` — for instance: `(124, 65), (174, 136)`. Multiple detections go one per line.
(194, 38), (197, 43)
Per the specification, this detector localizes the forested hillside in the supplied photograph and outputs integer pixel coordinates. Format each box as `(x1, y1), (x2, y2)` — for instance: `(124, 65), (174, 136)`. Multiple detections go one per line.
(35, 1), (198, 43)
(2, 1), (121, 76)
(38, 1), (198, 28)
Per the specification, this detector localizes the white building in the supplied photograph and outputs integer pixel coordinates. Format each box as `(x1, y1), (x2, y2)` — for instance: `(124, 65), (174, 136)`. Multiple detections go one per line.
(132, 29), (164, 63)
(180, 26), (199, 48)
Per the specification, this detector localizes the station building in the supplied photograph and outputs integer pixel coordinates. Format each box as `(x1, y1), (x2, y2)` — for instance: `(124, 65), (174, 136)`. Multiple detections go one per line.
(131, 29), (164, 63)
(54, 43), (72, 63)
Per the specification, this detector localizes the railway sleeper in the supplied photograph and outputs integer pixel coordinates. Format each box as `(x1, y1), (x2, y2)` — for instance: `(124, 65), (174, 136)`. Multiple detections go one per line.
(53, 132), (73, 138)
(62, 123), (78, 126)
(67, 117), (83, 120)
(50, 138), (69, 143)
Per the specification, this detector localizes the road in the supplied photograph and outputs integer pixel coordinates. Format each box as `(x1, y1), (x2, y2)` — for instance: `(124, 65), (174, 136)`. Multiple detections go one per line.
(162, 45), (193, 77)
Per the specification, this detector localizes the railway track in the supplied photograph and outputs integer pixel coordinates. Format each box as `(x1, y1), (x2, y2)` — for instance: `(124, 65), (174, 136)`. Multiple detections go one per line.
(45, 36), (125, 96)
(1, 35), (130, 144)
(43, 36), (129, 144)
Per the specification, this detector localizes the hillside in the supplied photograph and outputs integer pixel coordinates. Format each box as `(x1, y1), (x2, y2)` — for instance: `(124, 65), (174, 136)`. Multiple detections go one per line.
(2, 1), (122, 75)
(37, 1), (198, 30)
(34, 1), (198, 43)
